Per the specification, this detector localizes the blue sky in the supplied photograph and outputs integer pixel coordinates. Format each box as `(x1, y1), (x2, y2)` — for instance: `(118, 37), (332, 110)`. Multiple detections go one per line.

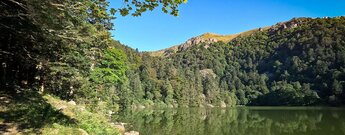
(110, 0), (345, 51)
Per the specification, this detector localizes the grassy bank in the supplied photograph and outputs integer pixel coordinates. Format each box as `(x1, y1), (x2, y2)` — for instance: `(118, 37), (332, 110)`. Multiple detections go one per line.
(0, 89), (119, 135)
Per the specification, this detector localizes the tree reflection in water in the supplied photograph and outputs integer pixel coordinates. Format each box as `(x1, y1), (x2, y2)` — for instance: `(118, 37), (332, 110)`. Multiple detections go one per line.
(115, 107), (345, 135)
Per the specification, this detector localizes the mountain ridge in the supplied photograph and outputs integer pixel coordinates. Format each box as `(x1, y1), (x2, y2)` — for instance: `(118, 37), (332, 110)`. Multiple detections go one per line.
(147, 17), (329, 57)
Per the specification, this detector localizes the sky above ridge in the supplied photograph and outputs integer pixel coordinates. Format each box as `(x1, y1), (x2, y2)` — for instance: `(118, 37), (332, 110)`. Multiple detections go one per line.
(110, 0), (345, 51)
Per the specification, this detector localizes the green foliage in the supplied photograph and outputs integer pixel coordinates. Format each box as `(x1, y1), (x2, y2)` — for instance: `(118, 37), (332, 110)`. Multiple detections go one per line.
(91, 47), (127, 85)
(45, 95), (120, 135)
(113, 0), (188, 16)
(162, 79), (174, 105)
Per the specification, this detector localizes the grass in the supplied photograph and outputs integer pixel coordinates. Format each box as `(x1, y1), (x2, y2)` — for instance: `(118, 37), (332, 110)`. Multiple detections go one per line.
(0, 88), (120, 135)
(200, 33), (240, 42)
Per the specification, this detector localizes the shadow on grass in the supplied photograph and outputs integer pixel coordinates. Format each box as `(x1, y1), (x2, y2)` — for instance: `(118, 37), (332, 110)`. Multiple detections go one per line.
(0, 87), (76, 133)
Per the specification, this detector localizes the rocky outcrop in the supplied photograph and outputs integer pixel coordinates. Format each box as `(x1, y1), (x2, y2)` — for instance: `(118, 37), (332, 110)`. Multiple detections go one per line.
(268, 18), (308, 34)
(149, 33), (221, 57)
(178, 36), (218, 51)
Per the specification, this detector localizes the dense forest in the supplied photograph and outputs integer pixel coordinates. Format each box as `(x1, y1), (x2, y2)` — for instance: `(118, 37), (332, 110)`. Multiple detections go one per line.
(122, 17), (345, 108)
(1, 0), (345, 113)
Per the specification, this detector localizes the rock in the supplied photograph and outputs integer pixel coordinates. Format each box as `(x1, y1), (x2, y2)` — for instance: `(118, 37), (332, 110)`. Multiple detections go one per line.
(124, 131), (139, 135)
(178, 35), (219, 51)
(283, 24), (287, 29)
(68, 100), (76, 105)
(78, 128), (88, 135)
(220, 101), (227, 108)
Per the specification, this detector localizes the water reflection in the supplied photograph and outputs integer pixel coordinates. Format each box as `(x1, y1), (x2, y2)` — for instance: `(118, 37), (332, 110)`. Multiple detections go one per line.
(115, 107), (345, 135)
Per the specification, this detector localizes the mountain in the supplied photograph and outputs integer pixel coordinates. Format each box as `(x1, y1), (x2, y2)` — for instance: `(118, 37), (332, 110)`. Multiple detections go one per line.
(121, 16), (345, 108)
(149, 28), (269, 57)
(149, 17), (310, 57)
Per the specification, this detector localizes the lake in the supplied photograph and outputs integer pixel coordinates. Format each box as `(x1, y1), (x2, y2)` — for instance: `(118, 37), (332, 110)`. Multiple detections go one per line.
(115, 107), (345, 135)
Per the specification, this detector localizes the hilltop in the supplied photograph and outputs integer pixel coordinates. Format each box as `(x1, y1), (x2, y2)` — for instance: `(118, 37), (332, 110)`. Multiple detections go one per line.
(148, 17), (314, 57)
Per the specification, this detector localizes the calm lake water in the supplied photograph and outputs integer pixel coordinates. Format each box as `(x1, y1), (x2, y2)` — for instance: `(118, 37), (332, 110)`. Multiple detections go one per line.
(116, 107), (345, 135)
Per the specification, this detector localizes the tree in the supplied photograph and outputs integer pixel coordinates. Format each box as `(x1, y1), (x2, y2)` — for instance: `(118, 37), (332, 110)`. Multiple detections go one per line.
(90, 47), (127, 95)
(111, 0), (188, 16)
(202, 76), (220, 104)
(129, 72), (144, 101)
(163, 79), (174, 105)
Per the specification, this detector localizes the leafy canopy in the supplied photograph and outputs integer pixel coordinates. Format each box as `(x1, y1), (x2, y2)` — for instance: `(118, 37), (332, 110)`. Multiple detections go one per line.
(111, 0), (188, 16)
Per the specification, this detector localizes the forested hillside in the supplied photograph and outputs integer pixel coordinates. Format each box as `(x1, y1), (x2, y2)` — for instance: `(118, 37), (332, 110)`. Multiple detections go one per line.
(122, 17), (345, 107)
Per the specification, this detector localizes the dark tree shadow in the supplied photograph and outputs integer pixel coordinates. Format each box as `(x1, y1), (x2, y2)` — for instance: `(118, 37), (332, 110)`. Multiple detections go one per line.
(0, 87), (76, 133)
